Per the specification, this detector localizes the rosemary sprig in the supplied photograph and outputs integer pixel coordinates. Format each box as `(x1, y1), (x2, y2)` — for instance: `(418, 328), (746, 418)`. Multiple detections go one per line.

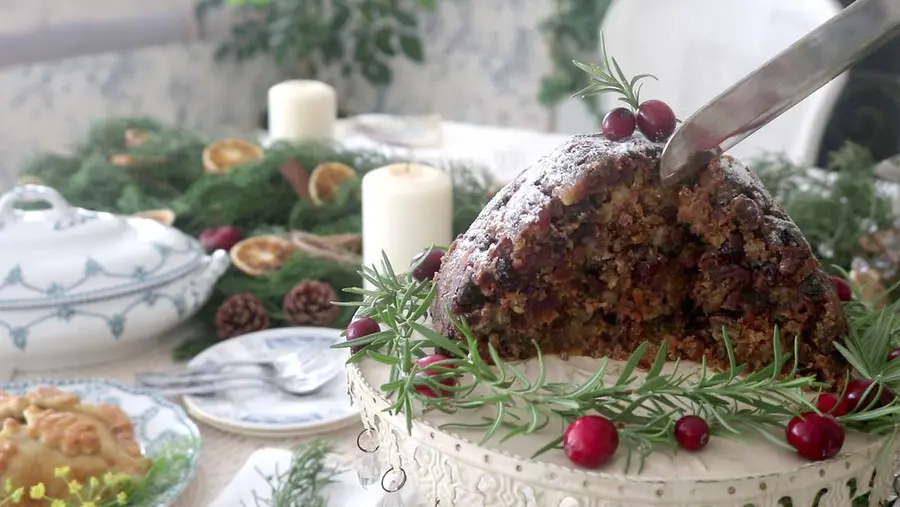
(334, 254), (900, 471)
(249, 440), (337, 507)
(572, 35), (657, 110)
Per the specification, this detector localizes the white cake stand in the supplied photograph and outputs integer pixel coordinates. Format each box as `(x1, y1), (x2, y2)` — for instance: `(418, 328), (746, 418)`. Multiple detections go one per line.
(347, 357), (900, 507)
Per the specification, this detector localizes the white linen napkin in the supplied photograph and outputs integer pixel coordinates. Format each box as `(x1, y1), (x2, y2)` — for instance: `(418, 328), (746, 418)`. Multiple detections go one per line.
(0, 362), (15, 383)
(208, 448), (391, 507)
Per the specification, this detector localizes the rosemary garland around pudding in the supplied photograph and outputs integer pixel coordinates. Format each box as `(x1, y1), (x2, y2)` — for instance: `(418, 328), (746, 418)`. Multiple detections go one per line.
(333, 46), (900, 507)
(340, 255), (900, 467)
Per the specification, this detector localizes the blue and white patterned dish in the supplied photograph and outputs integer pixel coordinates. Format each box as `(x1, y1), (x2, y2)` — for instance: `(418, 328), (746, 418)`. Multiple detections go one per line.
(0, 185), (230, 371)
(1, 378), (201, 507)
(183, 327), (359, 435)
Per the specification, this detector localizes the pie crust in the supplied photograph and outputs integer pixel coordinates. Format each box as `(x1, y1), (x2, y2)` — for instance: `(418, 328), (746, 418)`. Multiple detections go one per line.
(0, 387), (151, 505)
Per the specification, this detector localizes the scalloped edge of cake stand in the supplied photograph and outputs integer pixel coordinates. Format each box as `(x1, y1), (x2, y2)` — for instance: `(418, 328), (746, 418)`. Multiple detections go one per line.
(347, 362), (900, 507)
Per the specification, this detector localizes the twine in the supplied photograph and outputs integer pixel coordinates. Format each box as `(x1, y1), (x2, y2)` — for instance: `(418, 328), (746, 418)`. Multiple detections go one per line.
(286, 230), (362, 265)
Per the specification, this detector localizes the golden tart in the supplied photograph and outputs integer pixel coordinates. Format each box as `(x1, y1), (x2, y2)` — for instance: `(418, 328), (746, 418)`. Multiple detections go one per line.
(0, 387), (151, 506)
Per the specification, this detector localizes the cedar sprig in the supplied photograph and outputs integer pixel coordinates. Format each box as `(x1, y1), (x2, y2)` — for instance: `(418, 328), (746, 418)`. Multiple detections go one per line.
(573, 34), (657, 110)
(332, 254), (900, 471)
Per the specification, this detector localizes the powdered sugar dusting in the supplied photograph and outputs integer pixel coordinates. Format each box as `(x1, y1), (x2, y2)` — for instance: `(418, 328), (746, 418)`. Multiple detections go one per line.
(713, 156), (772, 204)
(453, 133), (663, 269)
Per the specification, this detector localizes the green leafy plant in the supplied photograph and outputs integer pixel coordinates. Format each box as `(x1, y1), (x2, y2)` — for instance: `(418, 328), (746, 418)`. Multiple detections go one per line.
(195, 0), (437, 87)
(538, 0), (614, 123)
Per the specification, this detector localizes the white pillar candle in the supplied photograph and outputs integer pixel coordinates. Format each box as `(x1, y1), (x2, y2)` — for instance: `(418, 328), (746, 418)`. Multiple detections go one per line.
(362, 163), (453, 285)
(268, 80), (337, 142)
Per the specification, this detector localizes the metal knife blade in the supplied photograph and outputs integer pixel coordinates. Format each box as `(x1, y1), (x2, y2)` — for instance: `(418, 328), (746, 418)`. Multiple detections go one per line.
(658, 0), (900, 184)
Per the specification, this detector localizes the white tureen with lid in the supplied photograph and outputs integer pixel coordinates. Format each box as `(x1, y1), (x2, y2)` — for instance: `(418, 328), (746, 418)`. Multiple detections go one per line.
(0, 185), (229, 370)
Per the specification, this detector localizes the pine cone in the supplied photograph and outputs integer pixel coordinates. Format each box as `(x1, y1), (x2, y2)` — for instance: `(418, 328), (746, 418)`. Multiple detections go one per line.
(215, 293), (270, 340)
(283, 280), (341, 326)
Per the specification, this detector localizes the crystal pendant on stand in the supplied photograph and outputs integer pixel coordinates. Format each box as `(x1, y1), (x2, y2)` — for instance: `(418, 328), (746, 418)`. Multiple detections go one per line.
(357, 450), (382, 488)
(381, 467), (408, 507)
(356, 429), (382, 488)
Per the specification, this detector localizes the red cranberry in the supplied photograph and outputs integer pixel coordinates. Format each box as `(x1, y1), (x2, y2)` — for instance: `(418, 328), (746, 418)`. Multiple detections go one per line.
(414, 355), (457, 398)
(786, 415), (801, 436)
(636, 100), (676, 142)
(563, 415), (619, 468)
(199, 226), (243, 253)
(346, 317), (380, 355)
(601, 108), (636, 141)
(889, 348), (900, 361)
(815, 393), (851, 417)
(844, 378), (894, 413)
(829, 276), (852, 302)
(411, 249), (445, 281)
(674, 415), (710, 451)
(786, 413), (844, 461)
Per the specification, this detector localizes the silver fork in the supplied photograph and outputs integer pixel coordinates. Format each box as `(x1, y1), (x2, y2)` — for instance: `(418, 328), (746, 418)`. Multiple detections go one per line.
(136, 370), (339, 397)
(135, 348), (344, 397)
(135, 346), (316, 381)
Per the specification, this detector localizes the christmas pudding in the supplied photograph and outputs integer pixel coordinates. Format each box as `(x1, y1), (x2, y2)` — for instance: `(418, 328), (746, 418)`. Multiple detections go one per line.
(430, 134), (849, 385)
(338, 51), (900, 507)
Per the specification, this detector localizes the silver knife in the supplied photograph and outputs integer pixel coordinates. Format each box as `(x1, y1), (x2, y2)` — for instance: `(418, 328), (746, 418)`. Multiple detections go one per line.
(658, 0), (900, 183)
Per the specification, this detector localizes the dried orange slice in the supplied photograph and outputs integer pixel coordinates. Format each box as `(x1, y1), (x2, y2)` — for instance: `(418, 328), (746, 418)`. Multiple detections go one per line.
(230, 235), (296, 276)
(109, 154), (136, 167)
(125, 129), (150, 148)
(133, 209), (176, 226)
(202, 139), (264, 174)
(308, 162), (357, 205)
(109, 152), (166, 167)
(16, 175), (45, 186)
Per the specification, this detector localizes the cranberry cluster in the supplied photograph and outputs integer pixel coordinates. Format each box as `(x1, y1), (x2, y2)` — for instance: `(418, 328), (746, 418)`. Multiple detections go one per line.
(602, 100), (676, 143)
(791, 375), (895, 461)
(563, 413), (710, 469)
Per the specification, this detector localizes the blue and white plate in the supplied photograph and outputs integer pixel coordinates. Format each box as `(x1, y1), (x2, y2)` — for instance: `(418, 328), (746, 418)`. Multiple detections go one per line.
(1, 378), (200, 507)
(182, 327), (359, 435)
